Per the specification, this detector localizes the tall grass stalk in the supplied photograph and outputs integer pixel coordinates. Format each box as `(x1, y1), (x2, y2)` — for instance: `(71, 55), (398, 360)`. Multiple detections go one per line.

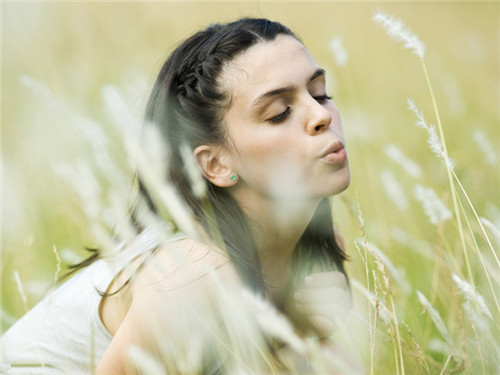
(355, 197), (405, 375)
(408, 98), (499, 319)
(12, 271), (28, 314)
(439, 354), (452, 375)
(452, 273), (489, 374)
(128, 346), (167, 375)
(353, 242), (375, 375)
(52, 246), (61, 284)
(419, 60), (472, 281)
(354, 195), (375, 375)
(456, 195), (500, 321)
(373, 9), (474, 283)
(374, 11), (499, 371)
(450, 167), (500, 269)
(401, 321), (431, 375)
(373, 20), (500, 370)
(416, 291), (453, 348)
(479, 218), (500, 246)
(388, 289), (405, 375)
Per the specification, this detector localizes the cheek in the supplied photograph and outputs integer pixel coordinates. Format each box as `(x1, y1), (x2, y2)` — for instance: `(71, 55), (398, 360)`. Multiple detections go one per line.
(234, 137), (311, 197)
(267, 153), (310, 198)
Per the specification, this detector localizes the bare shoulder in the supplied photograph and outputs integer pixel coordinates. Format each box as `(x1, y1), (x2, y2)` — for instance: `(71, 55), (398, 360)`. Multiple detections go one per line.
(129, 237), (243, 327)
(100, 237), (237, 333)
(95, 238), (241, 374)
(132, 237), (239, 293)
(130, 238), (243, 352)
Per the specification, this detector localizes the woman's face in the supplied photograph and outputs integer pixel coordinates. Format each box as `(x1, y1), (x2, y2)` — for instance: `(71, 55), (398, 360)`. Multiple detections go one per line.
(220, 35), (350, 203)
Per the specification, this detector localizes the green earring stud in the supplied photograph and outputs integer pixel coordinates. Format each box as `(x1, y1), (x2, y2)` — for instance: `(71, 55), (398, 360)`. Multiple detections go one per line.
(230, 174), (237, 182)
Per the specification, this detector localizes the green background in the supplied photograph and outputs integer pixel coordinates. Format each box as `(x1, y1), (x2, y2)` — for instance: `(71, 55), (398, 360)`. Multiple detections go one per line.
(2, 2), (499, 373)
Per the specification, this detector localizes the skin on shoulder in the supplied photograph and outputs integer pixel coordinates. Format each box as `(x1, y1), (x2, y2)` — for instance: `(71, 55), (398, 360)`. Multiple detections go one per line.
(132, 238), (235, 291)
(97, 237), (239, 373)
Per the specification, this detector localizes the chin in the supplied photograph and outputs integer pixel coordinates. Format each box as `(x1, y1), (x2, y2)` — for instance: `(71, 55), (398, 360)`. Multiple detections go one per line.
(321, 166), (351, 197)
(331, 178), (351, 196)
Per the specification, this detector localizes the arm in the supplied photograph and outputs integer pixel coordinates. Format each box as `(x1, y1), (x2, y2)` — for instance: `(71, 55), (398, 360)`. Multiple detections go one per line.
(284, 226), (351, 338)
(95, 284), (219, 374)
(95, 239), (236, 374)
(285, 271), (351, 339)
(94, 304), (141, 374)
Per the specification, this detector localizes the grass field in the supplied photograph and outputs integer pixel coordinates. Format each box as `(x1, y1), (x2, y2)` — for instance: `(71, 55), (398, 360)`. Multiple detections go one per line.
(2, 2), (499, 373)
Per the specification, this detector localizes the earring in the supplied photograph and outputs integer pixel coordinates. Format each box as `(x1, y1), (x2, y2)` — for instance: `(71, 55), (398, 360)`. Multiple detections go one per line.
(230, 174), (237, 182)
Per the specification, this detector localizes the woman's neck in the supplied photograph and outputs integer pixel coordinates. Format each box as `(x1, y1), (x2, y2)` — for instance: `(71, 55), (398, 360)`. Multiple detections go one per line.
(233, 189), (319, 299)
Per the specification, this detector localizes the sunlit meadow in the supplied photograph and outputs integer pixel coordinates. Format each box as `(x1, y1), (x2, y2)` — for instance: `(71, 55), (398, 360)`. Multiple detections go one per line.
(2, 2), (499, 374)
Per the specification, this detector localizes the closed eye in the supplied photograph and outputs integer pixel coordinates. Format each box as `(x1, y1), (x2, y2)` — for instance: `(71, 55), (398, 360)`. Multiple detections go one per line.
(268, 107), (292, 124)
(313, 95), (332, 104)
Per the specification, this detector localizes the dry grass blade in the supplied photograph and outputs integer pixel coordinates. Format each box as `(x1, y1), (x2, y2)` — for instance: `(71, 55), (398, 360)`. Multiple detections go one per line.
(416, 291), (453, 347)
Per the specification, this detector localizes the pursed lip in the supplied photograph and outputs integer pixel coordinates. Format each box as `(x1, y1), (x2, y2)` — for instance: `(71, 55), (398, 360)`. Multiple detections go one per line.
(320, 140), (345, 157)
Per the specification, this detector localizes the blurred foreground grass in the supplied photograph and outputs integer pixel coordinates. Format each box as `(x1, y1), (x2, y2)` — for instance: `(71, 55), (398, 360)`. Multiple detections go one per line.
(2, 2), (499, 373)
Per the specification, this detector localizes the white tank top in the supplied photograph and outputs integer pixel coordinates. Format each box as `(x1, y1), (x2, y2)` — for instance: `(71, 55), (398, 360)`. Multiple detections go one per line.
(1, 231), (185, 374)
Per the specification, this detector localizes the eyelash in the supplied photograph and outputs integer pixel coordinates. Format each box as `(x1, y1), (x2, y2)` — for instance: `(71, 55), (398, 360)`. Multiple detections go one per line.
(268, 107), (292, 124)
(314, 95), (333, 103)
(267, 95), (333, 124)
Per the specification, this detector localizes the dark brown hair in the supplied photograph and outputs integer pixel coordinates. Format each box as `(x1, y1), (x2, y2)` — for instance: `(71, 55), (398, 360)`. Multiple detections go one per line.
(141, 18), (347, 294)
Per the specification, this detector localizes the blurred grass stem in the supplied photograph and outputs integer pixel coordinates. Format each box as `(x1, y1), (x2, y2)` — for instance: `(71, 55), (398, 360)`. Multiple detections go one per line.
(439, 354), (452, 375)
(450, 167), (500, 269)
(355, 194), (375, 375)
(455, 172), (500, 319)
(389, 292), (405, 375)
(420, 58), (472, 281)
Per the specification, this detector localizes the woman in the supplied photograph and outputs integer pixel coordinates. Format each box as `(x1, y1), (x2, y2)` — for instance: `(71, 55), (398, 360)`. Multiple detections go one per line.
(2, 18), (353, 374)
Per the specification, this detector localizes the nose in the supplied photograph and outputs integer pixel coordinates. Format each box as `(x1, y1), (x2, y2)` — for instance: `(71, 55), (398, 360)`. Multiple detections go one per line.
(305, 97), (333, 135)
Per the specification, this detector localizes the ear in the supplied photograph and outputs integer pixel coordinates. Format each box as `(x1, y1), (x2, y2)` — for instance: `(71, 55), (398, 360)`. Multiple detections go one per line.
(193, 145), (237, 188)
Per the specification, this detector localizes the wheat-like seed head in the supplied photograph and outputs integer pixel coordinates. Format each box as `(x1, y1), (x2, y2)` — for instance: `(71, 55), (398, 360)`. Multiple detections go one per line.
(373, 10), (425, 58)
(416, 290), (454, 347)
(414, 184), (452, 225)
(328, 36), (349, 67)
(451, 273), (493, 329)
(385, 144), (422, 178)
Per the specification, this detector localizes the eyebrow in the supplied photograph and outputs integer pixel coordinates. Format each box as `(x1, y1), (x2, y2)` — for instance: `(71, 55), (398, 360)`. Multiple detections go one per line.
(251, 68), (326, 108)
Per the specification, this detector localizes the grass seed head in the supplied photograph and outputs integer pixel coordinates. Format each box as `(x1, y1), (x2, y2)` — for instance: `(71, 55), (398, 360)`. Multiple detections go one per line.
(12, 271), (28, 312)
(451, 273), (493, 331)
(385, 144), (422, 178)
(329, 35), (349, 67)
(414, 185), (452, 225)
(373, 10), (425, 58)
(416, 290), (454, 347)
(473, 130), (497, 165)
(380, 168), (409, 210)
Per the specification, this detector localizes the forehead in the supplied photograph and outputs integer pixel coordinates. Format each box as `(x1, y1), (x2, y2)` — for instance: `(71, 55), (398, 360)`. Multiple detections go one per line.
(219, 35), (318, 104)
